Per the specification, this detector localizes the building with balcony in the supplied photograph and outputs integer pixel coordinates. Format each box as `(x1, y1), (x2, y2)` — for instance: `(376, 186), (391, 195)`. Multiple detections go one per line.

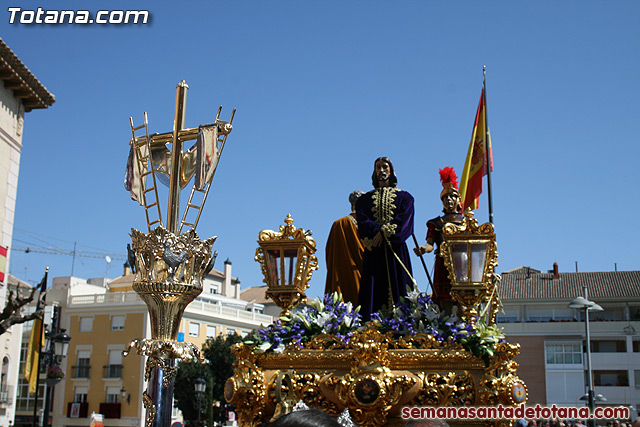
(12, 259), (272, 427)
(496, 265), (640, 419)
(241, 285), (282, 318)
(0, 37), (54, 427)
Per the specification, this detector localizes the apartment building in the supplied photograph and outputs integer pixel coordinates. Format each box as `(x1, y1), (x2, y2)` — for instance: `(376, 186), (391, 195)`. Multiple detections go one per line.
(496, 265), (640, 418)
(0, 38), (55, 427)
(12, 260), (272, 427)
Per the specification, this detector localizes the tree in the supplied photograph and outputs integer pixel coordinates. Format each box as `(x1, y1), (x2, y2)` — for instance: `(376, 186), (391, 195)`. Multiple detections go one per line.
(174, 333), (244, 426)
(202, 333), (244, 405)
(174, 360), (211, 427)
(0, 277), (45, 336)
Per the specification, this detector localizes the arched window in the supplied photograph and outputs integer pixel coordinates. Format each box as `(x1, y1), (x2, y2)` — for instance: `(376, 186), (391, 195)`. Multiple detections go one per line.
(1, 356), (9, 399)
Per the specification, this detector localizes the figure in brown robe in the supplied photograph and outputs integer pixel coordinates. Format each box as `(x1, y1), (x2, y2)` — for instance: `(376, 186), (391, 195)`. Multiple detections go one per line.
(324, 190), (364, 305)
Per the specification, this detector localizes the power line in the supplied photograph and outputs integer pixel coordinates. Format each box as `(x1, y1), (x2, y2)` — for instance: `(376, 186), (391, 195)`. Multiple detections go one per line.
(11, 244), (126, 261)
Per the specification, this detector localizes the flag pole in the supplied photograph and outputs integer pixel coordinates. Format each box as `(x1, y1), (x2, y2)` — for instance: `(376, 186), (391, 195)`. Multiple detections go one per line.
(31, 268), (48, 427)
(483, 66), (494, 224)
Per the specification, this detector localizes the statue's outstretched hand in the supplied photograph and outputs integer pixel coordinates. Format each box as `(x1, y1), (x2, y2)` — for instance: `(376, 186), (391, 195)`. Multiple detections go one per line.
(413, 244), (434, 256)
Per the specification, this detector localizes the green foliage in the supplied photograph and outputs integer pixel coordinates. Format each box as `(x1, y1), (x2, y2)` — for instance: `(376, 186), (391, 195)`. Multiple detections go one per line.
(458, 321), (505, 366)
(174, 333), (244, 426)
(203, 333), (244, 404)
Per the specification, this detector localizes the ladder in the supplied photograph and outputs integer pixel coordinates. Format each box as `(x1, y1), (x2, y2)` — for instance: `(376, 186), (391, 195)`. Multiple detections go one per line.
(130, 112), (164, 232)
(179, 106), (236, 233)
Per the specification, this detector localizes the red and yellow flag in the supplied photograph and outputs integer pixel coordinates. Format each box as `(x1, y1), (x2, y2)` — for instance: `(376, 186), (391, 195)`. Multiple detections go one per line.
(460, 89), (493, 211)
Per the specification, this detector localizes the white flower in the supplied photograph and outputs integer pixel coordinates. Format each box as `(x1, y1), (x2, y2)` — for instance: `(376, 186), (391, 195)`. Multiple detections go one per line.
(273, 345), (284, 354)
(406, 288), (420, 304)
(344, 316), (352, 328)
(423, 306), (439, 322)
(333, 292), (340, 305)
(344, 302), (353, 313)
(259, 342), (272, 352)
(313, 312), (334, 333)
(300, 315), (311, 330)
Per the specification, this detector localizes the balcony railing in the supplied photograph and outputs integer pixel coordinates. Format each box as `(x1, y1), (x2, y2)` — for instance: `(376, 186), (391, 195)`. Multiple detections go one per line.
(71, 365), (91, 378)
(67, 291), (274, 325)
(188, 299), (273, 324)
(67, 402), (89, 418)
(102, 364), (123, 379)
(99, 402), (121, 419)
(69, 291), (141, 306)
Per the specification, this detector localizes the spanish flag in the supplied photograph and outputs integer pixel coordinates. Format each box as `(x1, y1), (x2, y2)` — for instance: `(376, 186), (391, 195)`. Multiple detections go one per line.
(24, 271), (47, 394)
(459, 89), (493, 211)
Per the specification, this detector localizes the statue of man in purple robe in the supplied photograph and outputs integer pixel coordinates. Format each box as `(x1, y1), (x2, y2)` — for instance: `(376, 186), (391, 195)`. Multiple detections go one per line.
(356, 157), (415, 321)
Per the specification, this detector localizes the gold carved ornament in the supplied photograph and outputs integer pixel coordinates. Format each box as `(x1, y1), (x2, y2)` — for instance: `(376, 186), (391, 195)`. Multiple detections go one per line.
(224, 344), (268, 426)
(324, 327), (417, 426)
(125, 82), (233, 426)
(226, 329), (529, 426)
(478, 342), (528, 407)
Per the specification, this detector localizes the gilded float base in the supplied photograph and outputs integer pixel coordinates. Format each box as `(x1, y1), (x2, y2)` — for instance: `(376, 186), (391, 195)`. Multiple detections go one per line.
(225, 328), (526, 427)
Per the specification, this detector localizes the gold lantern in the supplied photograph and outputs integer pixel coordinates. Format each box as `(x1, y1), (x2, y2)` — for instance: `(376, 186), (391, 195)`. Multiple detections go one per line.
(439, 210), (499, 322)
(255, 214), (318, 317)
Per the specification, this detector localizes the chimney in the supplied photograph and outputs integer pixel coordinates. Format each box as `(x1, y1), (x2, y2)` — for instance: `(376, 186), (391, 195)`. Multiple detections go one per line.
(123, 261), (131, 276)
(234, 278), (241, 299)
(553, 262), (559, 279)
(224, 258), (232, 297)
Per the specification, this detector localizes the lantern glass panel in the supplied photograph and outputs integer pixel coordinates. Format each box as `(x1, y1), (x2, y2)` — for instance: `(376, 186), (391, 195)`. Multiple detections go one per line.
(470, 243), (487, 282)
(44, 331), (51, 352)
(267, 248), (298, 287)
(283, 249), (296, 286)
(452, 243), (468, 282)
(54, 333), (70, 358)
(266, 250), (280, 286)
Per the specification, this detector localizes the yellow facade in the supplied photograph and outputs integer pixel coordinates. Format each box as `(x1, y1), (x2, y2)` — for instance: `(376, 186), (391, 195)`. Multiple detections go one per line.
(63, 312), (145, 421)
(41, 272), (272, 427)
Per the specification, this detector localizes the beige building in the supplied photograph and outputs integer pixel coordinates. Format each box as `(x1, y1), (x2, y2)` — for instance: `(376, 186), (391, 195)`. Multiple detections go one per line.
(0, 38), (54, 427)
(241, 284), (282, 319)
(497, 265), (640, 418)
(12, 260), (272, 427)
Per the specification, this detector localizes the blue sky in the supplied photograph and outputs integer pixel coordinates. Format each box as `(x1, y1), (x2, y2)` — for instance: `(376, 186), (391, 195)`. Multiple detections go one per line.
(4, 1), (640, 299)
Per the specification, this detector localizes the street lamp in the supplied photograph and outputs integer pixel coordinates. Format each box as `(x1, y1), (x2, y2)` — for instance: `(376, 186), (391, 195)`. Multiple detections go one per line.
(194, 377), (206, 424)
(42, 327), (71, 427)
(53, 331), (71, 358)
(120, 387), (131, 405)
(569, 285), (603, 427)
(579, 393), (607, 403)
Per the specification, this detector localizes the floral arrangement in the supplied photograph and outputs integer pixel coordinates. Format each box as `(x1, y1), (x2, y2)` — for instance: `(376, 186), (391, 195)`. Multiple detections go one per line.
(372, 288), (505, 364)
(247, 293), (362, 352)
(46, 365), (65, 380)
(371, 288), (464, 339)
(249, 290), (505, 364)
